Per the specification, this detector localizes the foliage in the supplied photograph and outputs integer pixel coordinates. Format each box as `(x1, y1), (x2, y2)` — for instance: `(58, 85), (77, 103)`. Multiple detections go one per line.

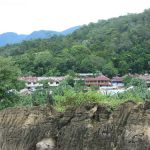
(0, 77), (149, 111)
(74, 79), (85, 92)
(0, 89), (49, 110)
(1, 10), (150, 76)
(0, 93), (21, 110)
(30, 89), (48, 106)
(1, 10), (150, 110)
(53, 80), (73, 96)
(54, 89), (143, 112)
(102, 62), (118, 77)
(65, 76), (75, 87)
(38, 80), (49, 89)
(126, 78), (150, 100)
(128, 78), (147, 88)
(0, 56), (21, 100)
(123, 76), (133, 87)
(15, 80), (26, 91)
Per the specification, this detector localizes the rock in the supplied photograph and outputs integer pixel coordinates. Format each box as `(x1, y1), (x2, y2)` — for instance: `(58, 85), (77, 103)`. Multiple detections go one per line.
(0, 101), (150, 150)
(36, 138), (55, 150)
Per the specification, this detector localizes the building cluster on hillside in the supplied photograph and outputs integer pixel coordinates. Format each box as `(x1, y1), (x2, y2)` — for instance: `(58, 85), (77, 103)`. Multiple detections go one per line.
(19, 76), (66, 94)
(78, 74), (125, 95)
(19, 73), (150, 95)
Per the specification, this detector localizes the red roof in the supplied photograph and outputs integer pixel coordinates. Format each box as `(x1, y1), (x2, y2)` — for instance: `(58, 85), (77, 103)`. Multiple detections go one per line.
(85, 75), (110, 81)
(96, 75), (110, 81)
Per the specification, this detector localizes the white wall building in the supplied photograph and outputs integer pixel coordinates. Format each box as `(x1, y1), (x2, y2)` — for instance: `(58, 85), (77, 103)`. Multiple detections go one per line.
(19, 76), (66, 91)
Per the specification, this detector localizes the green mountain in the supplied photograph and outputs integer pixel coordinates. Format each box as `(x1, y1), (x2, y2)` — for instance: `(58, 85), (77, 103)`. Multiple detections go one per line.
(0, 9), (150, 77)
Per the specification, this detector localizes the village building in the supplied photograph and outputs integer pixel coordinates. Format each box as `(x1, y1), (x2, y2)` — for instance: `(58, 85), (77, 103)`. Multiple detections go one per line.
(75, 73), (95, 81)
(99, 76), (125, 95)
(138, 74), (150, 87)
(84, 75), (111, 87)
(129, 74), (150, 87)
(77, 73), (95, 78)
(19, 77), (43, 91)
(48, 77), (66, 87)
(111, 76), (124, 87)
(19, 76), (66, 92)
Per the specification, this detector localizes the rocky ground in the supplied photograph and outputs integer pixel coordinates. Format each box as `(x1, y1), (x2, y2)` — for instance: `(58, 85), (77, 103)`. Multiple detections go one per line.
(0, 101), (150, 150)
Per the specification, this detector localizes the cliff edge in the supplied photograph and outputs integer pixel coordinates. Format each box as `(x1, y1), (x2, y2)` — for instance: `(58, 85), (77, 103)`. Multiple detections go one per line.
(0, 101), (150, 150)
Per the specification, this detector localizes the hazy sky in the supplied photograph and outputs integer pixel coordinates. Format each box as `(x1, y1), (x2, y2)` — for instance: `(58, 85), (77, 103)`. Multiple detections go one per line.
(0, 0), (150, 34)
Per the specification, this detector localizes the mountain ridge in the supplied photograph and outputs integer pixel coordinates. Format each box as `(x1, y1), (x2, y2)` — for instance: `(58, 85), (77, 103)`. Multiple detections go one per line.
(0, 26), (80, 46)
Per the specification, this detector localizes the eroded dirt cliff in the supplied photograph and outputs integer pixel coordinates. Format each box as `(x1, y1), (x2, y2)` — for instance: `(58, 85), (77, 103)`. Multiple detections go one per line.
(0, 101), (150, 150)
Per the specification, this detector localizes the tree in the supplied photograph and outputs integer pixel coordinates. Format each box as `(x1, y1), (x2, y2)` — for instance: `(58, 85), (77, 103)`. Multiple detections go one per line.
(102, 62), (118, 77)
(128, 78), (147, 88)
(33, 51), (54, 76)
(123, 76), (133, 87)
(0, 56), (21, 100)
(1, 9), (150, 76)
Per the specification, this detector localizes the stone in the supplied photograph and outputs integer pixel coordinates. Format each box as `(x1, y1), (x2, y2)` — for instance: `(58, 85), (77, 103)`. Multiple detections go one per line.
(36, 138), (55, 150)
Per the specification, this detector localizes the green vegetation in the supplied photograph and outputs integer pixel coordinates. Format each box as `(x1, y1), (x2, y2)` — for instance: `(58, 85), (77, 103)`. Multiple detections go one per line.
(52, 78), (148, 111)
(0, 10), (150, 110)
(54, 90), (142, 112)
(0, 76), (149, 111)
(0, 56), (24, 109)
(0, 10), (150, 76)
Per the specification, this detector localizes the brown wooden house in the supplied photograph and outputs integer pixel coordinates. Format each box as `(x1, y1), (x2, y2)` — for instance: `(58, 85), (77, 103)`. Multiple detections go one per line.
(85, 75), (111, 87)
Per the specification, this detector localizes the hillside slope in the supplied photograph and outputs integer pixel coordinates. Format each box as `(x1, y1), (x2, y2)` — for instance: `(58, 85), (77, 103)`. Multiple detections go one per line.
(0, 10), (150, 76)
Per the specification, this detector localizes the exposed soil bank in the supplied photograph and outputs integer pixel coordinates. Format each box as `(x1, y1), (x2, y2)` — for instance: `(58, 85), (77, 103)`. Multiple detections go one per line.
(0, 101), (150, 150)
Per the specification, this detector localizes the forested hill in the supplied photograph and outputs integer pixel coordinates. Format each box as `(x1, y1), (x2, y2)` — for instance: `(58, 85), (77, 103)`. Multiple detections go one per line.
(0, 9), (150, 77)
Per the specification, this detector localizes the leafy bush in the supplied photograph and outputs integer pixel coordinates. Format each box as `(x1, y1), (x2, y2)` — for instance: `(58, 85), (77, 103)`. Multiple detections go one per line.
(128, 78), (147, 88)
(0, 93), (21, 110)
(54, 89), (143, 111)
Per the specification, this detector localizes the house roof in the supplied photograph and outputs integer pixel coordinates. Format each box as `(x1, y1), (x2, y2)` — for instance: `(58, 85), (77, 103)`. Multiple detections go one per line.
(48, 77), (66, 82)
(85, 82), (111, 86)
(96, 75), (110, 81)
(19, 76), (66, 82)
(19, 77), (38, 82)
(138, 74), (150, 81)
(78, 73), (95, 76)
(112, 76), (123, 82)
(85, 75), (110, 81)
(126, 74), (150, 84)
